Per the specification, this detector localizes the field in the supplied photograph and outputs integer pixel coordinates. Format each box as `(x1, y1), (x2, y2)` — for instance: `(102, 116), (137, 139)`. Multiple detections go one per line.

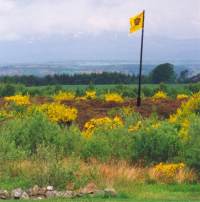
(0, 83), (200, 201)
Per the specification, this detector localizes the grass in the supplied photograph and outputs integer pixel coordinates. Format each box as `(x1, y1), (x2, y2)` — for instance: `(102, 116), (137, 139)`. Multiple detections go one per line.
(2, 181), (200, 202)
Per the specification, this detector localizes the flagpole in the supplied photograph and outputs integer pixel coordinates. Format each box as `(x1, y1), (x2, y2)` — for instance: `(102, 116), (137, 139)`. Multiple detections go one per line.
(137, 10), (145, 107)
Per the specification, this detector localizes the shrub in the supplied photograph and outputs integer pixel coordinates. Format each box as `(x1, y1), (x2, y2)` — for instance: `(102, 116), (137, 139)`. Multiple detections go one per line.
(0, 83), (16, 97)
(36, 103), (78, 124)
(4, 95), (30, 106)
(131, 121), (182, 165)
(183, 115), (200, 171)
(152, 91), (168, 100)
(30, 145), (82, 189)
(81, 126), (134, 162)
(104, 93), (124, 103)
(0, 112), (64, 154)
(54, 91), (75, 102)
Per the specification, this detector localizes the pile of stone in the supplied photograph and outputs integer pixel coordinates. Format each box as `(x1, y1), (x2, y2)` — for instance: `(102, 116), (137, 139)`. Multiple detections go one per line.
(0, 183), (117, 200)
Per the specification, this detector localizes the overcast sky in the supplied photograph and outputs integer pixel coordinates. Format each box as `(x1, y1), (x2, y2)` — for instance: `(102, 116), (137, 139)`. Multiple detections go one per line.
(0, 0), (199, 63)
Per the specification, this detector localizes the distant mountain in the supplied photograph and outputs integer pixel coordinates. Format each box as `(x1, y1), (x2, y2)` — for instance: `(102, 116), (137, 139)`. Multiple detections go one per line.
(190, 74), (200, 83)
(0, 60), (199, 76)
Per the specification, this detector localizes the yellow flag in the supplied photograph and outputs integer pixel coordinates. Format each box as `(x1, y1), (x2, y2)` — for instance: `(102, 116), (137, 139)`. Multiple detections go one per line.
(130, 11), (144, 33)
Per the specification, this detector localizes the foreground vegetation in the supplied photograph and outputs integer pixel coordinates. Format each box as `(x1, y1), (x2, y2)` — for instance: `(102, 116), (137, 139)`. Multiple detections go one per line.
(0, 84), (200, 200)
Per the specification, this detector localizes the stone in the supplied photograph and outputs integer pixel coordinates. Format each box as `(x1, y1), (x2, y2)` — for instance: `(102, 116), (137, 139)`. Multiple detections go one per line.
(46, 186), (54, 191)
(28, 185), (39, 196)
(80, 182), (98, 194)
(21, 192), (29, 200)
(93, 190), (105, 197)
(104, 188), (117, 197)
(0, 190), (10, 199)
(28, 185), (46, 197)
(55, 191), (74, 198)
(11, 188), (23, 199)
(45, 191), (56, 198)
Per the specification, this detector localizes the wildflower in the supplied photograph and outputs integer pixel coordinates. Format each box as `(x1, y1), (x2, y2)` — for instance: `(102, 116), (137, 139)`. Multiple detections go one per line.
(4, 95), (30, 106)
(82, 116), (123, 138)
(54, 91), (75, 102)
(85, 90), (96, 99)
(153, 163), (185, 181)
(152, 123), (161, 129)
(37, 103), (78, 124)
(179, 119), (190, 141)
(105, 93), (124, 103)
(152, 91), (168, 100)
(177, 94), (189, 100)
(128, 121), (142, 132)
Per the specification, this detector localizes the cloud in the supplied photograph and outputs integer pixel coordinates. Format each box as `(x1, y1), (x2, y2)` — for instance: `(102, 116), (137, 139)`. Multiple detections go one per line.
(0, 0), (199, 41)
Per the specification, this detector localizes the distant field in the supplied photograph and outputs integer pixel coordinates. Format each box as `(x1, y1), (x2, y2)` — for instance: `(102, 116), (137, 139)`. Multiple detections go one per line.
(28, 83), (187, 91)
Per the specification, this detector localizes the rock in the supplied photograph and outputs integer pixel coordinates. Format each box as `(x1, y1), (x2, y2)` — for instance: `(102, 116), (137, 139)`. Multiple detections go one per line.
(11, 188), (23, 199)
(28, 185), (46, 197)
(104, 188), (117, 197)
(0, 190), (10, 199)
(21, 192), (29, 200)
(28, 185), (39, 196)
(46, 186), (54, 191)
(46, 191), (56, 198)
(55, 191), (74, 198)
(80, 182), (98, 194)
(93, 190), (105, 197)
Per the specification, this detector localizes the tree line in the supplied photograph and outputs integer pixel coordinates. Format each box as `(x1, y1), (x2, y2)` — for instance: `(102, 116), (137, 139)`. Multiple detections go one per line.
(0, 63), (194, 86)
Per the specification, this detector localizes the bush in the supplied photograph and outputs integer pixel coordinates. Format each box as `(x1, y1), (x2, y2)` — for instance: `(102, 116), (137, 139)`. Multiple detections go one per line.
(0, 83), (16, 97)
(183, 115), (200, 171)
(81, 126), (134, 162)
(30, 145), (82, 189)
(132, 121), (182, 165)
(0, 111), (64, 154)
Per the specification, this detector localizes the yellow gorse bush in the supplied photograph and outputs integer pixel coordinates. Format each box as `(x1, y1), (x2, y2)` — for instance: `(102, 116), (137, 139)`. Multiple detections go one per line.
(128, 121), (142, 132)
(153, 163), (186, 183)
(54, 91), (75, 102)
(4, 95), (30, 106)
(179, 119), (190, 141)
(83, 116), (123, 138)
(152, 91), (168, 100)
(105, 93), (124, 103)
(85, 90), (96, 99)
(169, 92), (200, 123)
(177, 94), (189, 100)
(37, 103), (78, 123)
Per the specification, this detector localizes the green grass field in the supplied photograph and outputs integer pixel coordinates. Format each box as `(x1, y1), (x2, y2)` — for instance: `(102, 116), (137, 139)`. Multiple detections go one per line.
(2, 183), (200, 202)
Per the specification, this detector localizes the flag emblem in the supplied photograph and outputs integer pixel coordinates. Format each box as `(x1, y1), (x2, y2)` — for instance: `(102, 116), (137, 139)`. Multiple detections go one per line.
(130, 11), (144, 33)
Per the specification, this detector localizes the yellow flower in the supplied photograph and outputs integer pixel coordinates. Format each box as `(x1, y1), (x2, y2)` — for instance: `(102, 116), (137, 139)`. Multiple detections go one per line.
(152, 123), (161, 129)
(128, 121), (142, 132)
(4, 95), (30, 106)
(36, 103), (77, 123)
(169, 114), (177, 123)
(177, 94), (189, 100)
(122, 106), (134, 116)
(179, 119), (190, 141)
(85, 90), (96, 99)
(82, 116), (123, 138)
(54, 91), (75, 102)
(169, 91), (200, 123)
(152, 91), (168, 100)
(105, 93), (124, 103)
(153, 163), (186, 182)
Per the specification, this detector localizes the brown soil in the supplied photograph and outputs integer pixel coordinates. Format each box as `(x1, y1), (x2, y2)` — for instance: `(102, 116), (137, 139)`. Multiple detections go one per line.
(61, 99), (182, 128)
(0, 97), (183, 129)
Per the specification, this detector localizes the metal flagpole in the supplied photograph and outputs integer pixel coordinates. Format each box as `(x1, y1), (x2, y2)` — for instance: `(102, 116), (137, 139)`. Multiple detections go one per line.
(137, 10), (145, 107)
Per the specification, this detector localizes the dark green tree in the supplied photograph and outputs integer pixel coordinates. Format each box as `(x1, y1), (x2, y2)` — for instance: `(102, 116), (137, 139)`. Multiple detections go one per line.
(151, 63), (176, 84)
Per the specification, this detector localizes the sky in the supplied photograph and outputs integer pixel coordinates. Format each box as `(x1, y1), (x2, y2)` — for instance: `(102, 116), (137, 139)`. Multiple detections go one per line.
(0, 0), (199, 63)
